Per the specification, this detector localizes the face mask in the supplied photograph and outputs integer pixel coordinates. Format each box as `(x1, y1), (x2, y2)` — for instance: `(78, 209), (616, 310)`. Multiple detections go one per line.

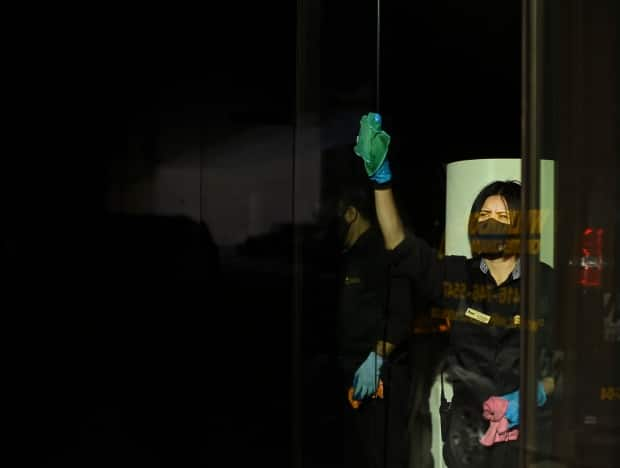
(470, 218), (516, 259)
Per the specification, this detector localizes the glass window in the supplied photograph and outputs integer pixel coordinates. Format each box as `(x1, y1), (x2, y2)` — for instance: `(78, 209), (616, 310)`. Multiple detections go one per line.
(521, 1), (619, 467)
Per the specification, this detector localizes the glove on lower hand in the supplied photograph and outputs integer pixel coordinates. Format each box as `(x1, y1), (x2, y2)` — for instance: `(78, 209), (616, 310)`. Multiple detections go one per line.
(352, 351), (384, 400)
(501, 381), (548, 428)
(353, 112), (391, 184)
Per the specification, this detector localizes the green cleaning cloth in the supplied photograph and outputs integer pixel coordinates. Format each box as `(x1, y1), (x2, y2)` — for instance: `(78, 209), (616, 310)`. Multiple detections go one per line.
(353, 112), (391, 177)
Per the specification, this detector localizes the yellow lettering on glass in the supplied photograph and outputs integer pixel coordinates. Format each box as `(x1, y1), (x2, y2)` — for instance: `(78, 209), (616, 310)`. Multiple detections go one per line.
(600, 387), (620, 401)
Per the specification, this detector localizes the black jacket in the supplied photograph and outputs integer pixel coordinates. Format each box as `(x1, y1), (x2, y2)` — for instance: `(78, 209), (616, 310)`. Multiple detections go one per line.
(390, 233), (555, 400)
(337, 227), (414, 377)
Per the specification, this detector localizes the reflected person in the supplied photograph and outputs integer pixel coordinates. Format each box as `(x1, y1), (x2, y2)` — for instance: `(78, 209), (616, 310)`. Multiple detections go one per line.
(334, 180), (411, 468)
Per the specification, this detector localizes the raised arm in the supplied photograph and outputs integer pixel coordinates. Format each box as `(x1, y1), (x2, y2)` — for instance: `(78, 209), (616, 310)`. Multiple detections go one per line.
(352, 112), (406, 250)
(374, 187), (405, 250)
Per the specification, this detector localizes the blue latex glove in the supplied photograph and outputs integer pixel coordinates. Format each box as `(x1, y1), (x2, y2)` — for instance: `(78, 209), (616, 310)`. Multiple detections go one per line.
(352, 351), (383, 400)
(370, 159), (392, 185)
(501, 381), (548, 428)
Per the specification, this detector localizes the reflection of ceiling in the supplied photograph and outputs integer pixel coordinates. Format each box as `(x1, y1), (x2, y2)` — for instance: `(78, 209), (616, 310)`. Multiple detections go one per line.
(107, 124), (322, 248)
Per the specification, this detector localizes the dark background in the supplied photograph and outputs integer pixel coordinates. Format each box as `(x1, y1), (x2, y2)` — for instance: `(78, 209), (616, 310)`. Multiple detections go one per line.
(4, 1), (522, 466)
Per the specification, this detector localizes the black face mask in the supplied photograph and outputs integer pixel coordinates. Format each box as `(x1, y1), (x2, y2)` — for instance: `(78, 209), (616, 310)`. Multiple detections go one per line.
(470, 218), (515, 259)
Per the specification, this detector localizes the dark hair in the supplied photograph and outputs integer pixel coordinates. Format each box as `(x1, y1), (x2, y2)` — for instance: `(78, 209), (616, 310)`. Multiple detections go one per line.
(468, 180), (521, 242)
(337, 182), (375, 222)
(470, 180), (521, 214)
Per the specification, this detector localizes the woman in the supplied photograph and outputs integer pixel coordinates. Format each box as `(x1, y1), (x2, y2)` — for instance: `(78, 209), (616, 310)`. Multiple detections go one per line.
(353, 112), (556, 467)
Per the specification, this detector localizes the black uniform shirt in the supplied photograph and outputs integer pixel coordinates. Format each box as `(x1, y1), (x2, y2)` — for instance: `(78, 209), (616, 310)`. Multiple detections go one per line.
(336, 227), (390, 375)
(390, 233), (554, 399)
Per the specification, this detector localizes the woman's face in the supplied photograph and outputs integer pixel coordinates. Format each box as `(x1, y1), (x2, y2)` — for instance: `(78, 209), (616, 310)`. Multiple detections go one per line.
(478, 195), (510, 224)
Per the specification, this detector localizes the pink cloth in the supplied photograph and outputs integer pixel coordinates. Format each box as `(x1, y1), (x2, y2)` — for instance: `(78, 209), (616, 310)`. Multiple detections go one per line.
(480, 396), (519, 446)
